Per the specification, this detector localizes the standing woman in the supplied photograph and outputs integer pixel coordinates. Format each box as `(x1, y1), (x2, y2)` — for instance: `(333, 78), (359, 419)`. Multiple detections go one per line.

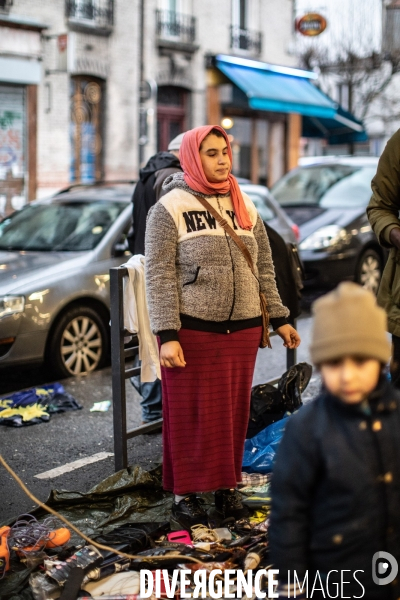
(145, 125), (300, 529)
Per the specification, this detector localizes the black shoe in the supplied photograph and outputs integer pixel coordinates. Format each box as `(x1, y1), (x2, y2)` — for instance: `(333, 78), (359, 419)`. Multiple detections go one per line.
(214, 489), (250, 520)
(170, 495), (209, 531)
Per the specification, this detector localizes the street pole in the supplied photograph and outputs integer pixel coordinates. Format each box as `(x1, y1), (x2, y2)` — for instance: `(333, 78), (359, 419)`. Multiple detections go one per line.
(138, 0), (146, 168)
(349, 81), (355, 155)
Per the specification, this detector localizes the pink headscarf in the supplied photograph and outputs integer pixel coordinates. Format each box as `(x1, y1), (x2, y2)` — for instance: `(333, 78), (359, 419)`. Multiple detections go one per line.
(179, 125), (253, 231)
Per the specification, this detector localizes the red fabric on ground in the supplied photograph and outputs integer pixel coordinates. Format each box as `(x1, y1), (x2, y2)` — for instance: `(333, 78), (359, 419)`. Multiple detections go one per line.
(160, 326), (262, 494)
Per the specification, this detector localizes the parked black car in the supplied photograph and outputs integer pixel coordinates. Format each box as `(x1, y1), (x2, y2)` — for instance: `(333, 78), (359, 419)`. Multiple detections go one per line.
(271, 157), (383, 293)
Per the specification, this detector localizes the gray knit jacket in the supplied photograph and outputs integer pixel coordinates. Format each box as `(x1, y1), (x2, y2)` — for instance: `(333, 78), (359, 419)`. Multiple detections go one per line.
(145, 173), (289, 340)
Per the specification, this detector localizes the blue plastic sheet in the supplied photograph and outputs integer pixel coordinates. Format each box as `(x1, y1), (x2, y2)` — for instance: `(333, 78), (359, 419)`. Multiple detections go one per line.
(242, 416), (289, 474)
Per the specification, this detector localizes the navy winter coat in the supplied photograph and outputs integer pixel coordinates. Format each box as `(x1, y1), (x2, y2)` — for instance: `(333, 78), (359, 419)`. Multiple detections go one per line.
(269, 378), (400, 599)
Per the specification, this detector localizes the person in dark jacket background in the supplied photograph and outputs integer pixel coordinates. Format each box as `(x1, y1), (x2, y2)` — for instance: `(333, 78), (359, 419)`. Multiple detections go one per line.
(269, 282), (400, 600)
(129, 133), (184, 424)
(129, 132), (184, 256)
(367, 129), (400, 389)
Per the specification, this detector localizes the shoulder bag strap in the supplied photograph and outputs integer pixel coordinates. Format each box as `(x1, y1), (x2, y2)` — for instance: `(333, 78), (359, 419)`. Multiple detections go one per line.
(193, 195), (256, 275)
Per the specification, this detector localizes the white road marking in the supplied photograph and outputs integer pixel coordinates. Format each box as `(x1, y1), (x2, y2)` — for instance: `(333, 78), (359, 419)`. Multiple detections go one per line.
(34, 452), (114, 479)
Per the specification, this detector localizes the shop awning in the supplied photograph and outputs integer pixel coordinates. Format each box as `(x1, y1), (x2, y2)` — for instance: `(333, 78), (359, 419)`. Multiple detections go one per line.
(215, 54), (337, 119)
(302, 105), (368, 144)
(214, 54), (367, 144)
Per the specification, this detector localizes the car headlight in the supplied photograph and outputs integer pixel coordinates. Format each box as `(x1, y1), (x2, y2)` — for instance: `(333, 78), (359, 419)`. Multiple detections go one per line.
(0, 296), (25, 319)
(299, 225), (349, 251)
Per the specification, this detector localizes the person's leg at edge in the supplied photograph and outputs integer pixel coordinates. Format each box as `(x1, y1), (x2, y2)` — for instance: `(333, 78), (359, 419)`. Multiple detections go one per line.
(130, 356), (162, 422)
(159, 343), (208, 530)
(139, 380), (162, 422)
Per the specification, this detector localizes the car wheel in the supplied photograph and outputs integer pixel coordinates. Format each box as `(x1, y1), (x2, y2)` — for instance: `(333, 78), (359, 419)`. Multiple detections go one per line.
(356, 249), (382, 295)
(49, 305), (108, 378)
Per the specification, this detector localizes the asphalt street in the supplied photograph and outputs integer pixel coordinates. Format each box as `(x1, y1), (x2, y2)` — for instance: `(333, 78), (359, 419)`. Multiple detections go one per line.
(0, 311), (320, 524)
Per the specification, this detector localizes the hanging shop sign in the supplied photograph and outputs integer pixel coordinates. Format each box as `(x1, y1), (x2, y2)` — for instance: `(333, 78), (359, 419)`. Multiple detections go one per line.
(296, 14), (327, 36)
(57, 34), (68, 71)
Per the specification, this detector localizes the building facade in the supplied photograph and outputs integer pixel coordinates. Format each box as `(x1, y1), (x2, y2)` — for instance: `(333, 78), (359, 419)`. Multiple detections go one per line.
(0, 0), (140, 209)
(143, 0), (299, 186)
(0, 0), (303, 209)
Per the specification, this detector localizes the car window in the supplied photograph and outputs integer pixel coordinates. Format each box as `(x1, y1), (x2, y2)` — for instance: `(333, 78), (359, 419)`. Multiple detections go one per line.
(319, 167), (377, 208)
(271, 165), (362, 206)
(0, 201), (126, 251)
(245, 192), (275, 221)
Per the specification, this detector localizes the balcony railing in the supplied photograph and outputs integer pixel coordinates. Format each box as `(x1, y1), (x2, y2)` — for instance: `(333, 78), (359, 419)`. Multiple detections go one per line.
(0, 0), (13, 13)
(230, 25), (262, 55)
(65, 0), (114, 29)
(156, 9), (196, 45)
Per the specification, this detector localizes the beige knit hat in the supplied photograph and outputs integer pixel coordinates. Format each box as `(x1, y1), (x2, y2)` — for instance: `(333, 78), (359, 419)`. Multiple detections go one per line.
(310, 282), (391, 365)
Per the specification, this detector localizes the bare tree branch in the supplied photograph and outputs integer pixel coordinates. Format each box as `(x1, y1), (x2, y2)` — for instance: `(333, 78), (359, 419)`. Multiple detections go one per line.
(295, 0), (400, 125)
(298, 45), (400, 123)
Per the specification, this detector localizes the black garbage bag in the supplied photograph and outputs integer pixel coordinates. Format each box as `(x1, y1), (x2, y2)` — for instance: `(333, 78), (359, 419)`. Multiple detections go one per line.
(278, 361), (313, 413)
(246, 362), (312, 439)
(246, 383), (285, 439)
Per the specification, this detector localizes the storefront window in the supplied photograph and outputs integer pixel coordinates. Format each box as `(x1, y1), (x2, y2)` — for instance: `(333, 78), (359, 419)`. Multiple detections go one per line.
(0, 85), (26, 216)
(228, 116), (268, 184)
(70, 76), (104, 183)
(157, 85), (188, 151)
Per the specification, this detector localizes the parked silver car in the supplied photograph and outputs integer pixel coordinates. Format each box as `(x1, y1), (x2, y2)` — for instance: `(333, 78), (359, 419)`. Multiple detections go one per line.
(0, 182), (297, 377)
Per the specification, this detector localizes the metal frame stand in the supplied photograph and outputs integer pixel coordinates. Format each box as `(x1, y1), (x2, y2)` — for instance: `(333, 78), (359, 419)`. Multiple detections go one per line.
(110, 265), (297, 472)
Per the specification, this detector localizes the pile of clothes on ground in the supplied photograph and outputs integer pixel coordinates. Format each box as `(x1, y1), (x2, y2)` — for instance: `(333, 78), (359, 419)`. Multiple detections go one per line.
(0, 465), (274, 600)
(0, 384), (82, 427)
(0, 364), (312, 600)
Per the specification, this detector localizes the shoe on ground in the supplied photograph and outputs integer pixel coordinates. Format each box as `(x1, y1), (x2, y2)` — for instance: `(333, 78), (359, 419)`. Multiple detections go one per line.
(214, 488), (250, 520)
(170, 495), (209, 531)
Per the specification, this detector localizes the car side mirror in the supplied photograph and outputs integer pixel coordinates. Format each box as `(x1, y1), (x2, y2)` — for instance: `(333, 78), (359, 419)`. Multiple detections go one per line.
(113, 235), (131, 257)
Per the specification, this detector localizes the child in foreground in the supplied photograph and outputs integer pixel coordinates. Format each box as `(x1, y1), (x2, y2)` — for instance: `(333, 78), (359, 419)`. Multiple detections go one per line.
(269, 282), (400, 600)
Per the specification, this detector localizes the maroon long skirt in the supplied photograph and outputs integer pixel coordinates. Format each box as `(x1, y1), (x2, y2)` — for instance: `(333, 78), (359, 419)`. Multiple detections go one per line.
(160, 326), (262, 494)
